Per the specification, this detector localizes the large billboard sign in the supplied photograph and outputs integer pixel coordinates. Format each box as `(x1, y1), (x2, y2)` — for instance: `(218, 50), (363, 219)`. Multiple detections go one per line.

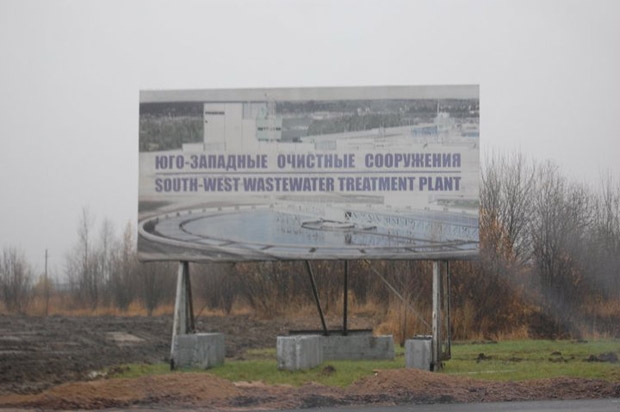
(138, 86), (480, 262)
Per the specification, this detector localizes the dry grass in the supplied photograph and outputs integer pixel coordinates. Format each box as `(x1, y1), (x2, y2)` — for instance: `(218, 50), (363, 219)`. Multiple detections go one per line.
(4, 288), (620, 341)
(1, 295), (176, 317)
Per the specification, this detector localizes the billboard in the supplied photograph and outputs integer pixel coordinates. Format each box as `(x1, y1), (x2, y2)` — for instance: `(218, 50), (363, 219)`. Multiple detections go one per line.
(138, 86), (479, 262)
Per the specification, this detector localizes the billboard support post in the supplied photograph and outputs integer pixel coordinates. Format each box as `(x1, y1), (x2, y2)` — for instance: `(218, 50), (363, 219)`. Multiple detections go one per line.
(431, 260), (444, 371)
(170, 261), (195, 368)
(444, 261), (452, 360)
(343, 260), (349, 336)
(305, 261), (329, 335)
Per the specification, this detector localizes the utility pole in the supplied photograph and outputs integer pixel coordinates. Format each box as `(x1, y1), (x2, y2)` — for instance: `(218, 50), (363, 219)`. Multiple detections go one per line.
(44, 249), (49, 316)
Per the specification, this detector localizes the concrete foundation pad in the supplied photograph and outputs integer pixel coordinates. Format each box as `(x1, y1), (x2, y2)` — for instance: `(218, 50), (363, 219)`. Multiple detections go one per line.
(405, 336), (432, 370)
(172, 333), (225, 369)
(321, 334), (395, 361)
(277, 335), (323, 371)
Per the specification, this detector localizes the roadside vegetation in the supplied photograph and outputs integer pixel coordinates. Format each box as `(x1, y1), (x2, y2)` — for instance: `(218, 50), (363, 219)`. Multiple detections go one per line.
(445, 339), (620, 381)
(1, 152), (620, 343)
(105, 339), (620, 387)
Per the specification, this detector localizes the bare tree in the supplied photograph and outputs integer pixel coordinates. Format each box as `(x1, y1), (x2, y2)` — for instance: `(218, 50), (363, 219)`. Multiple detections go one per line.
(138, 261), (176, 316)
(235, 261), (312, 316)
(481, 151), (536, 271)
(65, 207), (101, 308)
(311, 261), (343, 313)
(97, 218), (116, 307)
(194, 262), (237, 314)
(65, 211), (83, 306)
(104, 222), (138, 311)
(590, 173), (620, 299)
(0, 247), (33, 313)
(530, 162), (593, 334)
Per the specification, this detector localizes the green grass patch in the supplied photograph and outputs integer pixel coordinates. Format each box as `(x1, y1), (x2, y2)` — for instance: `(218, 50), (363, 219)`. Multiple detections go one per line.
(106, 340), (620, 386)
(106, 363), (172, 379)
(107, 357), (403, 387)
(209, 358), (403, 387)
(444, 339), (620, 381)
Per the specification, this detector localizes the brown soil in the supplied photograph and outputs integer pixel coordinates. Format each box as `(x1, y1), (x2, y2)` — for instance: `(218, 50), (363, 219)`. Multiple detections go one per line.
(1, 314), (619, 410)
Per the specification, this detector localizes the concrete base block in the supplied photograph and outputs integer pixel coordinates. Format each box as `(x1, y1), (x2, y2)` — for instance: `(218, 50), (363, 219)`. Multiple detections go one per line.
(321, 334), (395, 361)
(172, 333), (225, 369)
(277, 335), (323, 371)
(405, 336), (432, 370)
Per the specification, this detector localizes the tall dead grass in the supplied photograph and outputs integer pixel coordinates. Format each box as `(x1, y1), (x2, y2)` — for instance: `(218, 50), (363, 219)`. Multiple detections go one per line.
(4, 272), (620, 342)
(5, 294), (176, 317)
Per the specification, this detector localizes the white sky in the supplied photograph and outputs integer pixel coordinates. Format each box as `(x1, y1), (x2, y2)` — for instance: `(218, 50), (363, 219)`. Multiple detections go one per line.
(1, 0), (619, 275)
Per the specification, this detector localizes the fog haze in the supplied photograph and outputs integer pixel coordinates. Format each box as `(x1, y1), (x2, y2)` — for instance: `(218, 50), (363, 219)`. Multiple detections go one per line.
(1, 0), (619, 274)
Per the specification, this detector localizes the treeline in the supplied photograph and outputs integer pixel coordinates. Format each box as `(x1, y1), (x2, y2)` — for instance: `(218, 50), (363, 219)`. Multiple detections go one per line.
(1, 152), (619, 340)
(139, 115), (202, 152)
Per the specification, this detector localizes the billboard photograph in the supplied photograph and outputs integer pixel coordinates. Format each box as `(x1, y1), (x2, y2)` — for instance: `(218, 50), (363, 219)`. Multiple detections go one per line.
(138, 86), (480, 262)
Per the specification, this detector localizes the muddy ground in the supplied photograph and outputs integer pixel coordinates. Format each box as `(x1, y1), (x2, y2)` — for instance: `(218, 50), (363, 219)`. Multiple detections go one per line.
(0, 313), (299, 395)
(1, 314), (619, 410)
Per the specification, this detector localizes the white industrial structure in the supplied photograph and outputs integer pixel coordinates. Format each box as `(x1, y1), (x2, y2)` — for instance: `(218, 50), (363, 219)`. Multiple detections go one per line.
(203, 102), (283, 151)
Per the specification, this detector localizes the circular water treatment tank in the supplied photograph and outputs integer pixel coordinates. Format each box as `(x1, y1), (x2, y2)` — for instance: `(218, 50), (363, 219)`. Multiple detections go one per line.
(139, 205), (478, 261)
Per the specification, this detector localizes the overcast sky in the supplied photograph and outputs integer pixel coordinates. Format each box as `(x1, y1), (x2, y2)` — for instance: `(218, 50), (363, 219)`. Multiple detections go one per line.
(1, 0), (619, 275)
